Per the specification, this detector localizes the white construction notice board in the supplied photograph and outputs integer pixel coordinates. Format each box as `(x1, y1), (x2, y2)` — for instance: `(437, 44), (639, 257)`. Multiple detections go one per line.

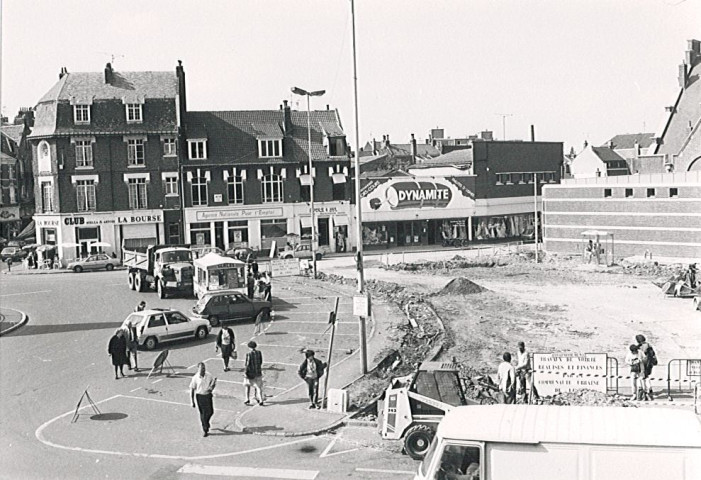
(532, 353), (607, 396)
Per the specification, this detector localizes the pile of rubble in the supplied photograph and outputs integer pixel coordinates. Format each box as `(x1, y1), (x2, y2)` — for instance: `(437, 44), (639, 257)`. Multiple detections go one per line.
(534, 389), (636, 407)
(617, 259), (685, 278)
(435, 277), (488, 295)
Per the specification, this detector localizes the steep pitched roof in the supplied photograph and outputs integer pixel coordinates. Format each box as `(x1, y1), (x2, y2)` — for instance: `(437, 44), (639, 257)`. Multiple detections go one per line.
(605, 133), (655, 150)
(37, 71), (177, 104)
(591, 146), (625, 163)
(415, 148), (472, 167)
(185, 109), (346, 164)
(1, 125), (24, 144)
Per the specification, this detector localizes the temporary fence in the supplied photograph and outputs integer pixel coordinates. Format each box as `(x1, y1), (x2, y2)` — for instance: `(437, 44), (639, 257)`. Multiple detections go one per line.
(666, 358), (701, 400)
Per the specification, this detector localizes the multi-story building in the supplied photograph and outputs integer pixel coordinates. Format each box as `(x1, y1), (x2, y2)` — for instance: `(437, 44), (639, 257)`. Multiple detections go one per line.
(0, 109), (34, 241)
(181, 101), (353, 254)
(360, 138), (563, 249)
(28, 62), (186, 264)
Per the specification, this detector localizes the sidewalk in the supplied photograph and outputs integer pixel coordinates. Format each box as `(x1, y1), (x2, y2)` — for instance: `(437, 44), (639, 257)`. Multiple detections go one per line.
(0, 307), (28, 336)
(234, 278), (405, 436)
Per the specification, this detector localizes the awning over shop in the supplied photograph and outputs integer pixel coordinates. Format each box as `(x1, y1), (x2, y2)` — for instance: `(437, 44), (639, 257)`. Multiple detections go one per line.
(299, 174), (313, 186)
(333, 215), (349, 226)
(331, 173), (347, 184)
(300, 216), (313, 228)
(15, 220), (35, 240)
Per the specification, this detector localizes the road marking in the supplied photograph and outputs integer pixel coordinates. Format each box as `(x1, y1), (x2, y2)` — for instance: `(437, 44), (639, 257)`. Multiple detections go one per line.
(355, 468), (416, 475)
(152, 379), (163, 384)
(129, 387), (140, 393)
(118, 394), (238, 413)
(36, 396), (321, 460)
(230, 359), (299, 367)
(239, 342), (305, 349)
(216, 379), (286, 390)
(266, 320), (357, 325)
(177, 464), (318, 479)
(280, 331), (356, 336)
(0, 289), (51, 297)
(278, 311), (353, 315)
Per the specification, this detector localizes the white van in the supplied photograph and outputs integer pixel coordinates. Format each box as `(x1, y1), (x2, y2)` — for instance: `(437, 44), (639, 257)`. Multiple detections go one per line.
(415, 405), (701, 480)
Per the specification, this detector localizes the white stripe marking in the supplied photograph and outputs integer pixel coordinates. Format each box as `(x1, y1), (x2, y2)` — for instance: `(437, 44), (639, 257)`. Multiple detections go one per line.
(216, 379), (286, 390)
(152, 379), (163, 384)
(231, 359), (299, 367)
(321, 447), (359, 458)
(177, 464), (318, 479)
(239, 343), (305, 348)
(0, 289), (51, 297)
(270, 320), (357, 325)
(355, 468), (416, 475)
(319, 436), (337, 458)
(129, 387), (140, 393)
(281, 331), (355, 336)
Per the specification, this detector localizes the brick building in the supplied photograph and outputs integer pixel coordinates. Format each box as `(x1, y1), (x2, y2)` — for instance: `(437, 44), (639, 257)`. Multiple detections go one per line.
(28, 63), (185, 264)
(181, 101), (353, 253)
(543, 172), (701, 260)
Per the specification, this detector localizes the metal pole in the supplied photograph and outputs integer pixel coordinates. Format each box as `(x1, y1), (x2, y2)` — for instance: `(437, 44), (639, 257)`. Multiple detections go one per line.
(351, 0), (367, 374)
(534, 172), (539, 263)
(323, 297), (340, 409)
(307, 94), (317, 279)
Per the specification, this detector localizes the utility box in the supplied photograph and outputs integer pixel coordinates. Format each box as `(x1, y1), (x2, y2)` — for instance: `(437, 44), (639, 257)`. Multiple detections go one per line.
(328, 388), (348, 413)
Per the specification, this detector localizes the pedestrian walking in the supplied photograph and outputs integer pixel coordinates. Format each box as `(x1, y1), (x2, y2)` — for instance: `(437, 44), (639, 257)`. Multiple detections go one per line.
(243, 341), (264, 406)
(108, 329), (130, 379)
(636, 334), (658, 400)
(515, 341), (536, 402)
(496, 352), (516, 404)
(189, 362), (217, 437)
(216, 326), (236, 371)
(262, 272), (272, 302)
(123, 321), (139, 372)
(6, 258), (12, 272)
(246, 272), (255, 299)
(625, 344), (642, 400)
(134, 300), (146, 312)
(298, 350), (327, 409)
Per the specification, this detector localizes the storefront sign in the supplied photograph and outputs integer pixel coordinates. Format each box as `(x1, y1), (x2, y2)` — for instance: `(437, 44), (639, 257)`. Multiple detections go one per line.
(115, 214), (163, 225)
(35, 217), (60, 227)
(64, 216), (115, 226)
(532, 353), (607, 396)
(196, 208), (284, 221)
(0, 206), (19, 222)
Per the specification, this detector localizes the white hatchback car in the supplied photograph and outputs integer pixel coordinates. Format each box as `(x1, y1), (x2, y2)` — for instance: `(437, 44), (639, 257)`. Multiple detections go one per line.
(122, 308), (209, 350)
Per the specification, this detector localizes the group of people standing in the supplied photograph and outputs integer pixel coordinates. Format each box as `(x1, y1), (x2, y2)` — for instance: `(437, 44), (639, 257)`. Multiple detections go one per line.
(107, 301), (144, 379)
(496, 341), (537, 404)
(246, 263), (272, 302)
(625, 334), (658, 401)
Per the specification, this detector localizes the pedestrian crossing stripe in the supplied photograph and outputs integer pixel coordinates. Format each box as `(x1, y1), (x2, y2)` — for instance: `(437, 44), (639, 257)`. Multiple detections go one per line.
(177, 463), (318, 479)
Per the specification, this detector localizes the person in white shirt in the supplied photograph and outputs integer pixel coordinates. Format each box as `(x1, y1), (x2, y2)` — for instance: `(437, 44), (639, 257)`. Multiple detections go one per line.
(190, 362), (217, 437)
(496, 352), (516, 404)
(515, 341), (535, 402)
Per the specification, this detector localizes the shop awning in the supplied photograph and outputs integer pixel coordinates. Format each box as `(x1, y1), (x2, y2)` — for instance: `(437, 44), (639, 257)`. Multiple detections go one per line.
(331, 173), (347, 184)
(333, 215), (349, 226)
(299, 174), (313, 186)
(300, 216), (313, 228)
(15, 220), (35, 240)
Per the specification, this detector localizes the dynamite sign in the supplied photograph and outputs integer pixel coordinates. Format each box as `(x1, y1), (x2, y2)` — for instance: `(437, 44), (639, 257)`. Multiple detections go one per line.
(370, 181), (453, 210)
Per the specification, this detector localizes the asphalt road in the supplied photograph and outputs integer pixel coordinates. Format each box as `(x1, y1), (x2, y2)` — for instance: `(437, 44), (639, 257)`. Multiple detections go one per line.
(0, 269), (418, 479)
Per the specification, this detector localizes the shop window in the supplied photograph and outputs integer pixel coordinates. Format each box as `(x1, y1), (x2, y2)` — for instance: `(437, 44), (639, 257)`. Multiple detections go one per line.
(362, 223), (389, 246)
(190, 222), (211, 246)
(604, 188), (612, 198)
(260, 219), (287, 239)
(227, 221), (249, 247)
(647, 188), (656, 198)
(625, 188), (633, 198)
(669, 188), (679, 198)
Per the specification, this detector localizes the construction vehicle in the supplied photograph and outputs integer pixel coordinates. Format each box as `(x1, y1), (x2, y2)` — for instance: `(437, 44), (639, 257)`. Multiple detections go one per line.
(656, 263), (699, 298)
(379, 362), (496, 460)
(123, 243), (194, 298)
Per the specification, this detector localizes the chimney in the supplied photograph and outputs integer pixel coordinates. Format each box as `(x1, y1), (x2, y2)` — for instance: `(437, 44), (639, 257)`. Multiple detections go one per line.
(679, 63), (689, 89)
(385, 135), (390, 148)
(480, 130), (494, 141)
(58, 67), (68, 79)
(634, 141), (640, 157)
(176, 60), (187, 116)
(283, 100), (292, 134)
(410, 134), (417, 164)
(104, 63), (113, 84)
(530, 125), (535, 142)
(326, 104), (329, 111)
(608, 140), (614, 149)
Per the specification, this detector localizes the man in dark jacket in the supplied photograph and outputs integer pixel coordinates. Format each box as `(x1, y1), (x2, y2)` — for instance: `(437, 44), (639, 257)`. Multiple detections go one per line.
(298, 350), (326, 409)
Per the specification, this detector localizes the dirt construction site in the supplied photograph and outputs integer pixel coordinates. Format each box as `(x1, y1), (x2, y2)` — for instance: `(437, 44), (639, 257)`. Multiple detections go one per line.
(321, 251), (701, 407)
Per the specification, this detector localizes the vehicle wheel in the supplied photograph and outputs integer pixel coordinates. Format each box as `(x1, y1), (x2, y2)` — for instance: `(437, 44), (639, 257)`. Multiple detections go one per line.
(403, 424), (434, 460)
(134, 274), (143, 292)
(195, 326), (208, 340)
(73, 266), (83, 273)
(209, 316), (220, 328)
(106, 264), (114, 271)
(144, 337), (158, 350)
(157, 279), (166, 299)
(127, 272), (136, 290)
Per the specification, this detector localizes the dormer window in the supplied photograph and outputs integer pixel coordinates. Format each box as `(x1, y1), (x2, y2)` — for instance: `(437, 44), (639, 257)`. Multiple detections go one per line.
(126, 104), (143, 123)
(258, 139), (282, 158)
(74, 104), (90, 124)
(327, 136), (347, 157)
(188, 139), (207, 160)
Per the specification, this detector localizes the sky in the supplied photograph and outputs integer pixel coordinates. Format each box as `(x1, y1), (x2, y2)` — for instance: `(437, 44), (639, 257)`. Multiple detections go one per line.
(1, 0), (699, 153)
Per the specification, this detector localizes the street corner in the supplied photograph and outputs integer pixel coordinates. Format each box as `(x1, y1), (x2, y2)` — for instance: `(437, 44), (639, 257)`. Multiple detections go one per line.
(34, 392), (260, 460)
(235, 387), (347, 437)
(0, 307), (28, 336)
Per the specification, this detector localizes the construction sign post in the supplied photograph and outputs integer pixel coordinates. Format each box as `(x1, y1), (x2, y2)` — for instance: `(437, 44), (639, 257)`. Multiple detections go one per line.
(532, 353), (607, 396)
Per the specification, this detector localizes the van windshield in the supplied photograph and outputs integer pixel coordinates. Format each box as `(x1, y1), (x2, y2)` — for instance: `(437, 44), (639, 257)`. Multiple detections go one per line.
(162, 251), (192, 263)
(420, 436), (440, 477)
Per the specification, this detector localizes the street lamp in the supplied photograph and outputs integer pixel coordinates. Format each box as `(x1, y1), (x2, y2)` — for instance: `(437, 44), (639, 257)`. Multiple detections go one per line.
(291, 86), (325, 278)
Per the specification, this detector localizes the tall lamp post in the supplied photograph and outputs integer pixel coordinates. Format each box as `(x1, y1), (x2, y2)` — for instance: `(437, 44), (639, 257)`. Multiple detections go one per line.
(291, 86), (325, 278)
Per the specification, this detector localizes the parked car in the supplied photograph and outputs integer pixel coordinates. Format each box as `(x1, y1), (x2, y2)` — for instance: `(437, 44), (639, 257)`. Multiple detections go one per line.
(279, 243), (323, 261)
(67, 253), (120, 273)
(192, 290), (272, 327)
(225, 246), (258, 262)
(121, 308), (209, 350)
(1, 246), (28, 262)
(191, 245), (225, 259)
